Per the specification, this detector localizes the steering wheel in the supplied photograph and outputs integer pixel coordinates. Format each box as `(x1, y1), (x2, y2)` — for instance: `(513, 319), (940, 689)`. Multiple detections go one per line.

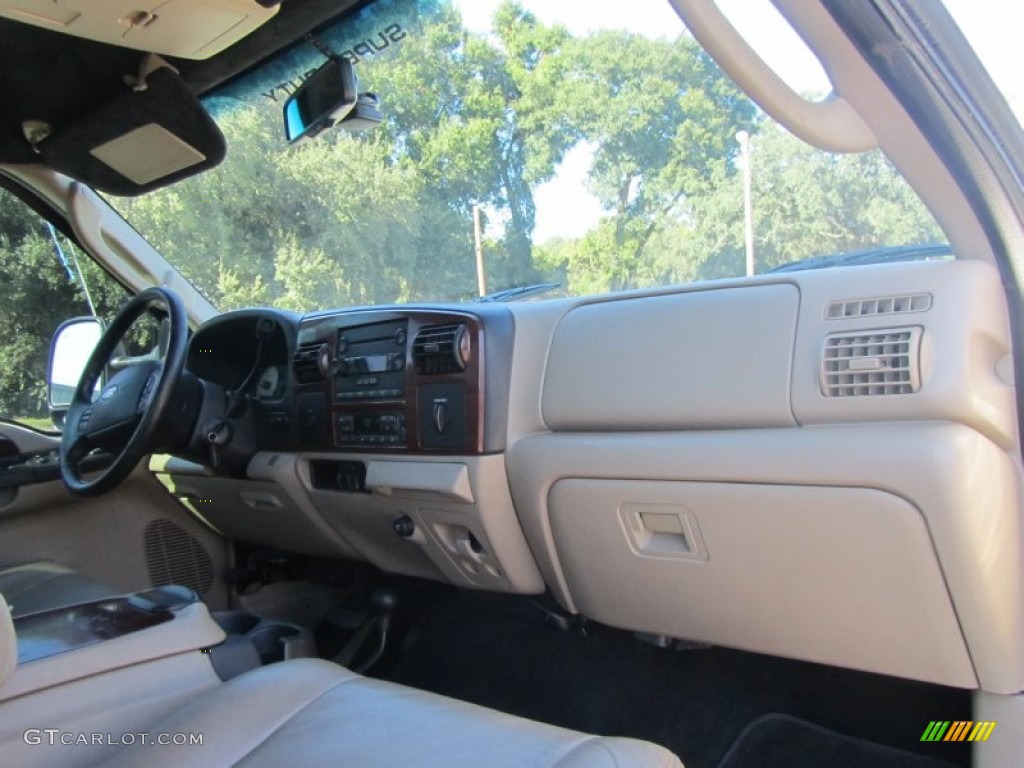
(61, 286), (189, 496)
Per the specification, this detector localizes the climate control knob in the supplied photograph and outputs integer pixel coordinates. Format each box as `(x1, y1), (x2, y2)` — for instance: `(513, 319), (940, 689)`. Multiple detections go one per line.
(392, 515), (415, 538)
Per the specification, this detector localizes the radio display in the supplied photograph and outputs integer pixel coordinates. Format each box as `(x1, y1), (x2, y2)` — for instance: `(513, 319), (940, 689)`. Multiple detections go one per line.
(346, 354), (388, 373)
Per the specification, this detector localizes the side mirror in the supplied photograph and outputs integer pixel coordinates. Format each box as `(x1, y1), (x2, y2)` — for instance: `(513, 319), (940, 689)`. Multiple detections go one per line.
(48, 318), (103, 426)
(283, 57), (359, 143)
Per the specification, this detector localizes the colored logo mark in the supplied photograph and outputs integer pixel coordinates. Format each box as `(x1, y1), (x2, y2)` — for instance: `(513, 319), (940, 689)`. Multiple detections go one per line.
(921, 721), (996, 742)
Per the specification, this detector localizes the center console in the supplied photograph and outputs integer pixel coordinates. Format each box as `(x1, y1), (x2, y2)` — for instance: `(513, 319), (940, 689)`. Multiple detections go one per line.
(156, 304), (544, 596)
(3, 587), (315, 703)
(0, 590), (316, 764)
(293, 309), (511, 455)
(16, 593), (177, 665)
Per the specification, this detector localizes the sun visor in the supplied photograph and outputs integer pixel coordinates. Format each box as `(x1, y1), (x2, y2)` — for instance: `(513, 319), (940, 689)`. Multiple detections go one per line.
(33, 62), (225, 196)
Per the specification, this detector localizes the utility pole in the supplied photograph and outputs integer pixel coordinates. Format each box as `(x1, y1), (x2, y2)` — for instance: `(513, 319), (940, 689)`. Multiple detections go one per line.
(473, 204), (487, 297)
(736, 130), (755, 276)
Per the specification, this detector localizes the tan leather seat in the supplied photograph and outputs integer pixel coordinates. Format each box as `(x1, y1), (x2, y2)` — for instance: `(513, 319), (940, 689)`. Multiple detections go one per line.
(0, 595), (682, 767)
(105, 657), (682, 767)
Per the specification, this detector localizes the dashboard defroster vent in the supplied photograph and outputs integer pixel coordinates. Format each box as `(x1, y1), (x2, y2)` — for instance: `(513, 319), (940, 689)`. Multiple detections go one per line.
(293, 341), (328, 384)
(826, 293), (932, 319)
(821, 327), (922, 397)
(413, 323), (470, 374)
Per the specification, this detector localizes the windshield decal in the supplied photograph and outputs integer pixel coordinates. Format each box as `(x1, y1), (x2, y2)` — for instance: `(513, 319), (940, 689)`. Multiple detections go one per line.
(340, 24), (408, 65)
(260, 24), (408, 103)
(262, 68), (320, 103)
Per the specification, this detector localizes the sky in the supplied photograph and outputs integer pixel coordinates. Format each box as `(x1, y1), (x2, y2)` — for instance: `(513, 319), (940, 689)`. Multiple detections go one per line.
(453, 0), (1022, 244)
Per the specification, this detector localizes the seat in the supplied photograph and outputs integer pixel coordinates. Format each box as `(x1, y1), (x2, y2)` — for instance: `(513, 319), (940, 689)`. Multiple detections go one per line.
(0, 593), (682, 767)
(0, 561), (117, 617)
(104, 657), (682, 767)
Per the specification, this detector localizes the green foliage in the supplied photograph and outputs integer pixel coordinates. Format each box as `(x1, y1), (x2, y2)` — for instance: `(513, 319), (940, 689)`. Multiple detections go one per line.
(106, 3), (942, 312)
(691, 124), (944, 278)
(0, 189), (129, 421)
(1, 4), (949, 424)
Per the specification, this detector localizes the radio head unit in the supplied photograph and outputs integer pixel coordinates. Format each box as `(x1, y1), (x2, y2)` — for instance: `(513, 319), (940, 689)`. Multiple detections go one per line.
(334, 319), (408, 402)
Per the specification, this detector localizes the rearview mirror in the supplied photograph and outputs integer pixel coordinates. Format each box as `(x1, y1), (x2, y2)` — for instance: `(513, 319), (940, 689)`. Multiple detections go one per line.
(48, 317), (103, 414)
(283, 58), (359, 143)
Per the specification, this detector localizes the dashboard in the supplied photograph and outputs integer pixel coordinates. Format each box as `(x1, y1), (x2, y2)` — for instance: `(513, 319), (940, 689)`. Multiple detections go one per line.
(183, 306), (514, 465)
(158, 259), (1024, 694)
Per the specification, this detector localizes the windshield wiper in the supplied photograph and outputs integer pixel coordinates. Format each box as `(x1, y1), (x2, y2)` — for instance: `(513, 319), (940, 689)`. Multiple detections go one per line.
(768, 243), (952, 273)
(474, 282), (561, 303)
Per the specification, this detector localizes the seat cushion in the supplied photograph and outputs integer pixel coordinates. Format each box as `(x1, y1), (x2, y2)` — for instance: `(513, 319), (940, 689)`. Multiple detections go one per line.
(0, 561), (117, 617)
(106, 657), (682, 767)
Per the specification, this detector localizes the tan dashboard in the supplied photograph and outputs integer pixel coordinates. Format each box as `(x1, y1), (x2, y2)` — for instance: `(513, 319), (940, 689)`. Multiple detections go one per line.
(156, 258), (1024, 694)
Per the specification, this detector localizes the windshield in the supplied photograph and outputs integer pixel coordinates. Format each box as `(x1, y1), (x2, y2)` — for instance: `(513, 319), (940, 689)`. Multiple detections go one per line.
(110, 0), (945, 312)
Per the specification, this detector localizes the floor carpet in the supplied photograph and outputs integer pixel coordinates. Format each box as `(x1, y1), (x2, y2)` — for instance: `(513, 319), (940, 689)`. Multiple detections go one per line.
(383, 591), (972, 768)
(718, 714), (958, 768)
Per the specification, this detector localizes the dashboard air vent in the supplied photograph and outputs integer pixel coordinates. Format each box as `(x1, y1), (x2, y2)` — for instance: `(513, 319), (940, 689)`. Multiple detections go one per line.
(826, 293), (931, 320)
(821, 327), (922, 397)
(293, 341), (327, 384)
(413, 323), (470, 374)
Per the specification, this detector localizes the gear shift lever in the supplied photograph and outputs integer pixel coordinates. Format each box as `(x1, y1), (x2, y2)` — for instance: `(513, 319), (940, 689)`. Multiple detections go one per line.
(354, 588), (397, 674)
(370, 588), (397, 629)
(335, 588), (398, 673)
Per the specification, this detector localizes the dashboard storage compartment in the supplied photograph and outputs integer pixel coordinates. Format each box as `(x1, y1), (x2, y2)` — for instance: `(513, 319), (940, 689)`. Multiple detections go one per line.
(547, 478), (975, 688)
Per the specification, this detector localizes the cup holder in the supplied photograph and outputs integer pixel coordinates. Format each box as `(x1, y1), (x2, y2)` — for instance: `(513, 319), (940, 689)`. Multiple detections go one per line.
(212, 611), (316, 665)
(212, 611), (261, 635)
(249, 624), (301, 664)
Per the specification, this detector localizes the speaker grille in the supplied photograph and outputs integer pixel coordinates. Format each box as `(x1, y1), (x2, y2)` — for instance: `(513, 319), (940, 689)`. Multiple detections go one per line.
(143, 519), (215, 595)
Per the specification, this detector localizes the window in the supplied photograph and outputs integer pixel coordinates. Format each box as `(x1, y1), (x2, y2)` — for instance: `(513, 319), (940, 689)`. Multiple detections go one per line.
(0, 185), (129, 429)
(107, 0), (944, 310)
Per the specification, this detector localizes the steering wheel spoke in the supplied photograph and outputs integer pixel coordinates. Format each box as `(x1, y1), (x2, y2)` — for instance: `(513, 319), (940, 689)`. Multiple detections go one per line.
(60, 287), (189, 496)
(136, 366), (162, 416)
(62, 423), (94, 464)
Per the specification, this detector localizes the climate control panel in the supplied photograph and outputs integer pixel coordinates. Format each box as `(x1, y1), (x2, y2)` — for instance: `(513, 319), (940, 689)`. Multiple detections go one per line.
(336, 411), (407, 446)
(293, 309), (493, 454)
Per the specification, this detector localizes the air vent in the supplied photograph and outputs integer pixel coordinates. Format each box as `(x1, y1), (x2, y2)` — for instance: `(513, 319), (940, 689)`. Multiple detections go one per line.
(413, 323), (470, 374)
(826, 293), (931, 319)
(292, 341), (327, 383)
(143, 519), (215, 596)
(821, 327), (922, 397)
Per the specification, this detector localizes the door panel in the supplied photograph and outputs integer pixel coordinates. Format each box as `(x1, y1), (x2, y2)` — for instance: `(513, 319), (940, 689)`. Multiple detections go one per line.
(0, 423), (229, 608)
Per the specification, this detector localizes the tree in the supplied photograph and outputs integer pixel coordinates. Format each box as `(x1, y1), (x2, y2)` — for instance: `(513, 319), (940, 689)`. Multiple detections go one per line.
(373, 1), (574, 285)
(691, 124), (945, 278)
(107, 5), (944, 313)
(547, 32), (755, 290)
(0, 188), (129, 420)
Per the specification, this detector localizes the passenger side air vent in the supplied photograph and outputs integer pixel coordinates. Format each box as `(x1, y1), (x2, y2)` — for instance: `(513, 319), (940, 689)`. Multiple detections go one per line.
(821, 327), (922, 397)
(292, 341), (328, 383)
(826, 293), (931, 319)
(413, 323), (470, 374)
